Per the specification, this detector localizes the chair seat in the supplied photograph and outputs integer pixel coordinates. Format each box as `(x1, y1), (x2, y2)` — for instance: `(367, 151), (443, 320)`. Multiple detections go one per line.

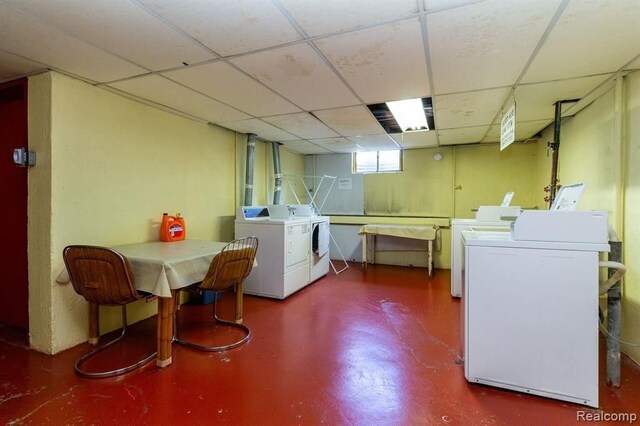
(173, 236), (258, 352)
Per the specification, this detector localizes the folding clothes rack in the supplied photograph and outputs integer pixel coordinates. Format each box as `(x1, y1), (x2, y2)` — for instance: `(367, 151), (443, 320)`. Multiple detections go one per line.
(283, 174), (349, 275)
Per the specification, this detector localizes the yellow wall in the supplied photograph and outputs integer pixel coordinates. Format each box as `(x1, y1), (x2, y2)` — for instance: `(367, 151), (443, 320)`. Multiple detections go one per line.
(27, 71), (304, 353)
(534, 72), (640, 364)
(453, 143), (541, 218)
(623, 71), (640, 364)
(364, 147), (454, 217)
(548, 89), (618, 216)
(363, 144), (541, 219)
(27, 73), (53, 352)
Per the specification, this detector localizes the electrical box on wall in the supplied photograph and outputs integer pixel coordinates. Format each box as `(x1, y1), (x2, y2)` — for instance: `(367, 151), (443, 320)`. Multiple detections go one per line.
(13, 148), (36, 167)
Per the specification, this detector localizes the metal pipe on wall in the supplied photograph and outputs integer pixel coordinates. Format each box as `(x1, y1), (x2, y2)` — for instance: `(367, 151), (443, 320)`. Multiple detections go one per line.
(547, 99), (579, 206)
(271, 142), (283, 205)
(607, 241), (623, 387)
(613, 76), (626, 243)
(548, 101), (563, 205)
(244, 133), (257, 206)
(607, 76), (626, 387)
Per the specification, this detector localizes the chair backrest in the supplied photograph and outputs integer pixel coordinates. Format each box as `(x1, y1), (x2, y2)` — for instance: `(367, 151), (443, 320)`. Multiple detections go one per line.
(63, 245), (139, 305)
(200, 236), (258, 292)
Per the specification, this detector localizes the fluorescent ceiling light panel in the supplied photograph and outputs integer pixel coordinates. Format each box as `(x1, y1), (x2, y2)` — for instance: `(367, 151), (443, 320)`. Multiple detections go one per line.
(366, 97), (433, 134)
(386, 98), (429, 132)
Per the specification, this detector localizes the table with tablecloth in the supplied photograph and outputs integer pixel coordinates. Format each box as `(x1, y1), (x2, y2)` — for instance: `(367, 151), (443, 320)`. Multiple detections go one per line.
(57, 240), (229, 367)
(358, 224), (438, 277)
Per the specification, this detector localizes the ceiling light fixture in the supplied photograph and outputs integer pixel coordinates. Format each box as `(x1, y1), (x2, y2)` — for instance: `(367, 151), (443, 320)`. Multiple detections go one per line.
(367, 97), (433, 134)
(386, 98), (429, 132)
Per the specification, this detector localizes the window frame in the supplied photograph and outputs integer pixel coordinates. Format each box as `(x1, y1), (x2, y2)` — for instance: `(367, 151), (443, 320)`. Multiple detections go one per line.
(352, 150), (403, 174)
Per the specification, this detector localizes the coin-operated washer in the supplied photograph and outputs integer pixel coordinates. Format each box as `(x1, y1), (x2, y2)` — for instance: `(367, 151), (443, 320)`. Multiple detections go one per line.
(235, 205), (311, 299)
(451, 192), (520, 298)
(461, 184), (609, 407)
(451, 205), (521, 297)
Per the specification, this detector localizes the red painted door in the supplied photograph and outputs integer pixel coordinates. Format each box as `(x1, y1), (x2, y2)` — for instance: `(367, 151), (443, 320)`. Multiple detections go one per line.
(0, 78), (29, 330)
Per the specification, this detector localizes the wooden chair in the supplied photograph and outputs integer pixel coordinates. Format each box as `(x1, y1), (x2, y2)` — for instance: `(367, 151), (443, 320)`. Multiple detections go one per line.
(63, 245), (157, 378)
(173, 236), (258, 351)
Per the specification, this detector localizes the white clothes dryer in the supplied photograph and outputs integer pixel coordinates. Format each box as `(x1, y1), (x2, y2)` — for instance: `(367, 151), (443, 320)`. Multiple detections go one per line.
(310, 216), (330, 282)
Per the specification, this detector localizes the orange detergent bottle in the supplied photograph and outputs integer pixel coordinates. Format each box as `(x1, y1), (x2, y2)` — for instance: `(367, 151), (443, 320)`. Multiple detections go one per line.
(160, 213), (186, 242)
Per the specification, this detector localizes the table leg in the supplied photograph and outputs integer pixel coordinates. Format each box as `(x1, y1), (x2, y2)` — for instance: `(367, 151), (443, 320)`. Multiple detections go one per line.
(362, 234), (368, 271)
(235, 283), (244, 324)
(428, 240), (433, 277)
(156, 294), (175, 368)
(372, 235), (376, 265)
(88, 302), (99, 345)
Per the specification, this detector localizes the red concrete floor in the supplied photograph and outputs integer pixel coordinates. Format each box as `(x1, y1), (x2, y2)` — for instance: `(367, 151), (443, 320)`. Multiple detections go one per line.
(1, 264), (639, 425)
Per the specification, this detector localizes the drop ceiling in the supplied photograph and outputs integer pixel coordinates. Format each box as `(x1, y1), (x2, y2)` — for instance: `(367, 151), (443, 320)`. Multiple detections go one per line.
(1, 0), (638, 155)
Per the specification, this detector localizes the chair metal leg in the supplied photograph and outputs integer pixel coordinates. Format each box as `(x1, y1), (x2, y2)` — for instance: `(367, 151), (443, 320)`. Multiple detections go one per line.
(75, 305), (157, 379)
(173, 290), (251, 352)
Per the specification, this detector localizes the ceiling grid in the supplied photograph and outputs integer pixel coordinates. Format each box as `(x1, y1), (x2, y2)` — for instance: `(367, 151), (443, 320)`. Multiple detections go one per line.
(1, 0), (639, 153)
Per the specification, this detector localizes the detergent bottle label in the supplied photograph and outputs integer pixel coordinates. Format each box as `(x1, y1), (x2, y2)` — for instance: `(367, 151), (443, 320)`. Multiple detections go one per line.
(160, 213), (186, 241)
(169, 223), (183, 238)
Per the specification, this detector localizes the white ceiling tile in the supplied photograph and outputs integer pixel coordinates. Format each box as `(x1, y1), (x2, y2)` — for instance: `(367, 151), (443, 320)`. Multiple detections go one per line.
(514, 75), (611, 122)
(163, 62), (301, 117)
(279, 0), (418, 37)
(522, 0), (640, 83)
(109, 75), (249, 123)
(280, 140), (331, 155)
(312, 106), (383, 136)
(2, 0), (214, 71)
(217, 118), (299, 141)
(230, 43), (360, 110)
(435, 87), (510, 129)
(316, 18), (430, 103)
(0, 4), (146, 82)
(347, 134), (400, 150)
(515, 120), (549, 140)
(390, 131), (439, 148)
(0, 50), (44, 80)
(138, 0), (301, 57)
(483, 119), (550, 143)
(310, 137), (364, 152)
(438, 126), (488, 145)
(428, 0), (562, 93)
(262, 113), (339, 139)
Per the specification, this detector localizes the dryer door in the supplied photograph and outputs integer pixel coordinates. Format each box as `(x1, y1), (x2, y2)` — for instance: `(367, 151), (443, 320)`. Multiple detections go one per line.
(316, 221), (330, 257)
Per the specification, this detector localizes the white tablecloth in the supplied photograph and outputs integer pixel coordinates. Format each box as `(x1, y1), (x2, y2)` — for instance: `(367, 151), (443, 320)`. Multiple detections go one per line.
(358, 224), (437, 240)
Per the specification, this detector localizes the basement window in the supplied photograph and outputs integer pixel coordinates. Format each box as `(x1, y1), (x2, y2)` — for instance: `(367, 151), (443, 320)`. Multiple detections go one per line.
(353, 150), (403, 174)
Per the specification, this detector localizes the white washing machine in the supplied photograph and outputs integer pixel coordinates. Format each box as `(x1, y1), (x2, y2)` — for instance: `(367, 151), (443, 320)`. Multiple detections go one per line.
(309, 216), (330, 282)
(462, 210), (610, 407)
(450, 206), (520, 297)
(235, 206), (311, 299)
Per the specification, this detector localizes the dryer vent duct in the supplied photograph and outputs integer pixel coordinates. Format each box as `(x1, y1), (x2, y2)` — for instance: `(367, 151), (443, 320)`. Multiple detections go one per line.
(272, 142), (283, 205)
(244, 133), (257, 206)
